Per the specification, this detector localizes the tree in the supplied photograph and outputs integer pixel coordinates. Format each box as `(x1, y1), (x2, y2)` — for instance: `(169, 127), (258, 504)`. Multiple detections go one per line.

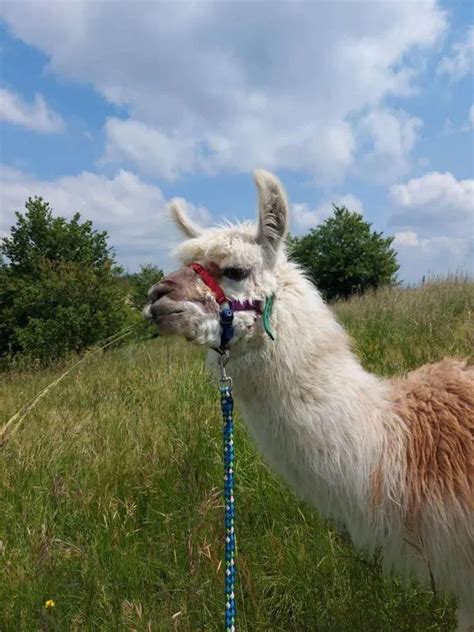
(122, 264), (164, 310)
(289, 205), (399, 300)
(2, 198), (111, 274)
(0, 197), (129, 363)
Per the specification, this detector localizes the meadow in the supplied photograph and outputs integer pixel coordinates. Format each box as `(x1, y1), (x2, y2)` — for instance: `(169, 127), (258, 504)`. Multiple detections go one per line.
(1, 277), (472, 631)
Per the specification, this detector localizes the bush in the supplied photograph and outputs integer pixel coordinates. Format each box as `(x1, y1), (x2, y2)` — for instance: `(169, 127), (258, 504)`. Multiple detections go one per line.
(0, 197), (130, 364)
(289, 206), (399, 300)
(121, 264), (164, 310)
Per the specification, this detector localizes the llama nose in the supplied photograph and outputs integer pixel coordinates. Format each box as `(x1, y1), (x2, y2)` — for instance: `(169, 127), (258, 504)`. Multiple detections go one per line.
(148, 281), (173, 303)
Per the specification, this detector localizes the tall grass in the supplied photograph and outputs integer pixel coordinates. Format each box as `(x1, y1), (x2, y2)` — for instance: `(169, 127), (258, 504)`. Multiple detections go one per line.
(1, 278), (472, 631)
(333, 275), (473, 375)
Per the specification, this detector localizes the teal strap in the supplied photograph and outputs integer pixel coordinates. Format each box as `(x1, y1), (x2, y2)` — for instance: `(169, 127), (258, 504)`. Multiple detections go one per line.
(263, 294), (276, 341)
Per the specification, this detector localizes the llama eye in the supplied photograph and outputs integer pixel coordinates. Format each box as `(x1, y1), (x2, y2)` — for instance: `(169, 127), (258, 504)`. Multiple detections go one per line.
(222, 267), (251, 281)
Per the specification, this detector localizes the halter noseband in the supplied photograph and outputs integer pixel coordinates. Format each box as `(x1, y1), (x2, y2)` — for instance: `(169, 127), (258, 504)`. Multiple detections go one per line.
(189, 262), (274, 352)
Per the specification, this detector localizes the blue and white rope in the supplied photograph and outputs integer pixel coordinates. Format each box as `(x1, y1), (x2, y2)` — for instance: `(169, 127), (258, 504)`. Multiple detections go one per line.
(220, 382), (236, 632)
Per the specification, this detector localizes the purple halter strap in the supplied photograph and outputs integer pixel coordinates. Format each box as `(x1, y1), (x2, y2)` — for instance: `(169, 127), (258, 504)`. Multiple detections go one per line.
(228, 299), (263, 314)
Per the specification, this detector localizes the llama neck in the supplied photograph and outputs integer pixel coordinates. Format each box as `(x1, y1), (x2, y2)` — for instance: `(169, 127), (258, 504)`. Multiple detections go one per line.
(218, 262), (393, 526)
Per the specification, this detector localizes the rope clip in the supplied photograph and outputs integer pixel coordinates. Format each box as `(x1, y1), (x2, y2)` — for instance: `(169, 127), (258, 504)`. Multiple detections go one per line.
(218, 349), (232, 388)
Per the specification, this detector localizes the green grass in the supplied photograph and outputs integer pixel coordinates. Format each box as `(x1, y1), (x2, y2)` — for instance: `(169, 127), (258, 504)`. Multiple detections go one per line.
(1, 277), (472, 631)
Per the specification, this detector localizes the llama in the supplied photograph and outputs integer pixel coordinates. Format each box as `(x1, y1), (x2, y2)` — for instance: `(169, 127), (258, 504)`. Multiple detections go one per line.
(144, 170), (474, 630)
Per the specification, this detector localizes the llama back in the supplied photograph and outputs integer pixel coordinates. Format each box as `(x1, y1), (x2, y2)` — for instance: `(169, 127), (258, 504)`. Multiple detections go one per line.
(389, 359), (474, 621)
(390, 358), (474, 525)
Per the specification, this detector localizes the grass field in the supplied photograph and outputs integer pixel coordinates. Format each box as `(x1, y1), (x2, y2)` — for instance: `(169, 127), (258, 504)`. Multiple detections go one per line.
(1, 277), (473, 631)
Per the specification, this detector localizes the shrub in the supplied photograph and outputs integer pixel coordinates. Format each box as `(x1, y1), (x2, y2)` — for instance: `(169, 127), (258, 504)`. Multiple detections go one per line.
(121, 264), (164, 310)
(0, 197), (129, 363)
(289, 206), (399, 300)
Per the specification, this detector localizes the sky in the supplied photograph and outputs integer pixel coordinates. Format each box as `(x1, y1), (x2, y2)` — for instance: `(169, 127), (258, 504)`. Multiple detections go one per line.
(0, 0), (473, 282)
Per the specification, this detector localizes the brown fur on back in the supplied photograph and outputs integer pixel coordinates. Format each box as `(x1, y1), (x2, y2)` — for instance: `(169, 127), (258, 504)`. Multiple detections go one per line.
(391, 359), (474, 527)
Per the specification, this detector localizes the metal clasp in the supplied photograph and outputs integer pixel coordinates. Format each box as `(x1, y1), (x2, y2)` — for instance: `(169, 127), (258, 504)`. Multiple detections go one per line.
(218, 349), (232, 388)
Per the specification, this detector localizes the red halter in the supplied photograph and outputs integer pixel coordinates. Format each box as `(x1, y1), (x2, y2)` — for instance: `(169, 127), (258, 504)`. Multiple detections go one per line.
(189, 262), (264, 350)
(189, 262), (275, 353)
(190, 263), (228, 305)
(189, 262), (263, 314)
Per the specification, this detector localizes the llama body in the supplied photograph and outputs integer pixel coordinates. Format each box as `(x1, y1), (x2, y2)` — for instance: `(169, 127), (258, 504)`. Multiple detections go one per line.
(145, 170), (474, 629)
(207, 262), (473, 627)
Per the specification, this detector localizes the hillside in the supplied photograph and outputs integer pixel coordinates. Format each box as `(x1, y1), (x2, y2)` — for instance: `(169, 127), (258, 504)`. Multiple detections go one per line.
(1, 277), (472, 631)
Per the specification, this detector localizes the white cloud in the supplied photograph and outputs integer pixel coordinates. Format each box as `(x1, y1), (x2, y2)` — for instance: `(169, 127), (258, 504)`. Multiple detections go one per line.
(102, 118), (200, 181)
(292, 194), (363, 231)
(0, 1), (446, 182)
(394, 230), (470, 253)
(393, 231), (472, 282)
(439, 105), (474, 136)
(437, 26), (474, 82)
(393, 231), (419, 247)
(390, 171), (474, 229)
(102, 115), (356, 182)
(356, 108), (423, 183)
(390, 172), (474, 282)
(0, 87), (65, 133)
(0, 166), (208, 271)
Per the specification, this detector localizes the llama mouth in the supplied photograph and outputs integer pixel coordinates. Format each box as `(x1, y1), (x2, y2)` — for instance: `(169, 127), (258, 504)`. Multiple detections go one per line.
(155, 310), (184, 319)
(150, 309), (189, 336)
(150, 308), (186, 323)
(143, 303), (185, 323)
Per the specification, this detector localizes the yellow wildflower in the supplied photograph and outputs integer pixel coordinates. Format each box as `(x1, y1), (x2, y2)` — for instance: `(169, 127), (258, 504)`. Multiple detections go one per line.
(44, 599), (55, 609)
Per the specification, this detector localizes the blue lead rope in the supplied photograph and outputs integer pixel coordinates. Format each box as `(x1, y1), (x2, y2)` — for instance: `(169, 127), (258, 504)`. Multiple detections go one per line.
(219, 355), (236, 632)
(217, 293), (276, 630)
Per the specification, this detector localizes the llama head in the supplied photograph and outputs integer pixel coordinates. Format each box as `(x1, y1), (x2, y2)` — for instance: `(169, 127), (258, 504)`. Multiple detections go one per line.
(143, 169), (289, 349)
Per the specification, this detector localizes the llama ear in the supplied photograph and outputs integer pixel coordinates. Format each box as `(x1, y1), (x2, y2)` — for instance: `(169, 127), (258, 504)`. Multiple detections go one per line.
(254, 169), (288, 259)
(169, 198), (203, 239)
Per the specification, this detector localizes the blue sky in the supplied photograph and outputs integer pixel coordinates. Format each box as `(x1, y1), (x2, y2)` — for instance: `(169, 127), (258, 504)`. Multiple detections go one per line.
(1, 1), (473, 281)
